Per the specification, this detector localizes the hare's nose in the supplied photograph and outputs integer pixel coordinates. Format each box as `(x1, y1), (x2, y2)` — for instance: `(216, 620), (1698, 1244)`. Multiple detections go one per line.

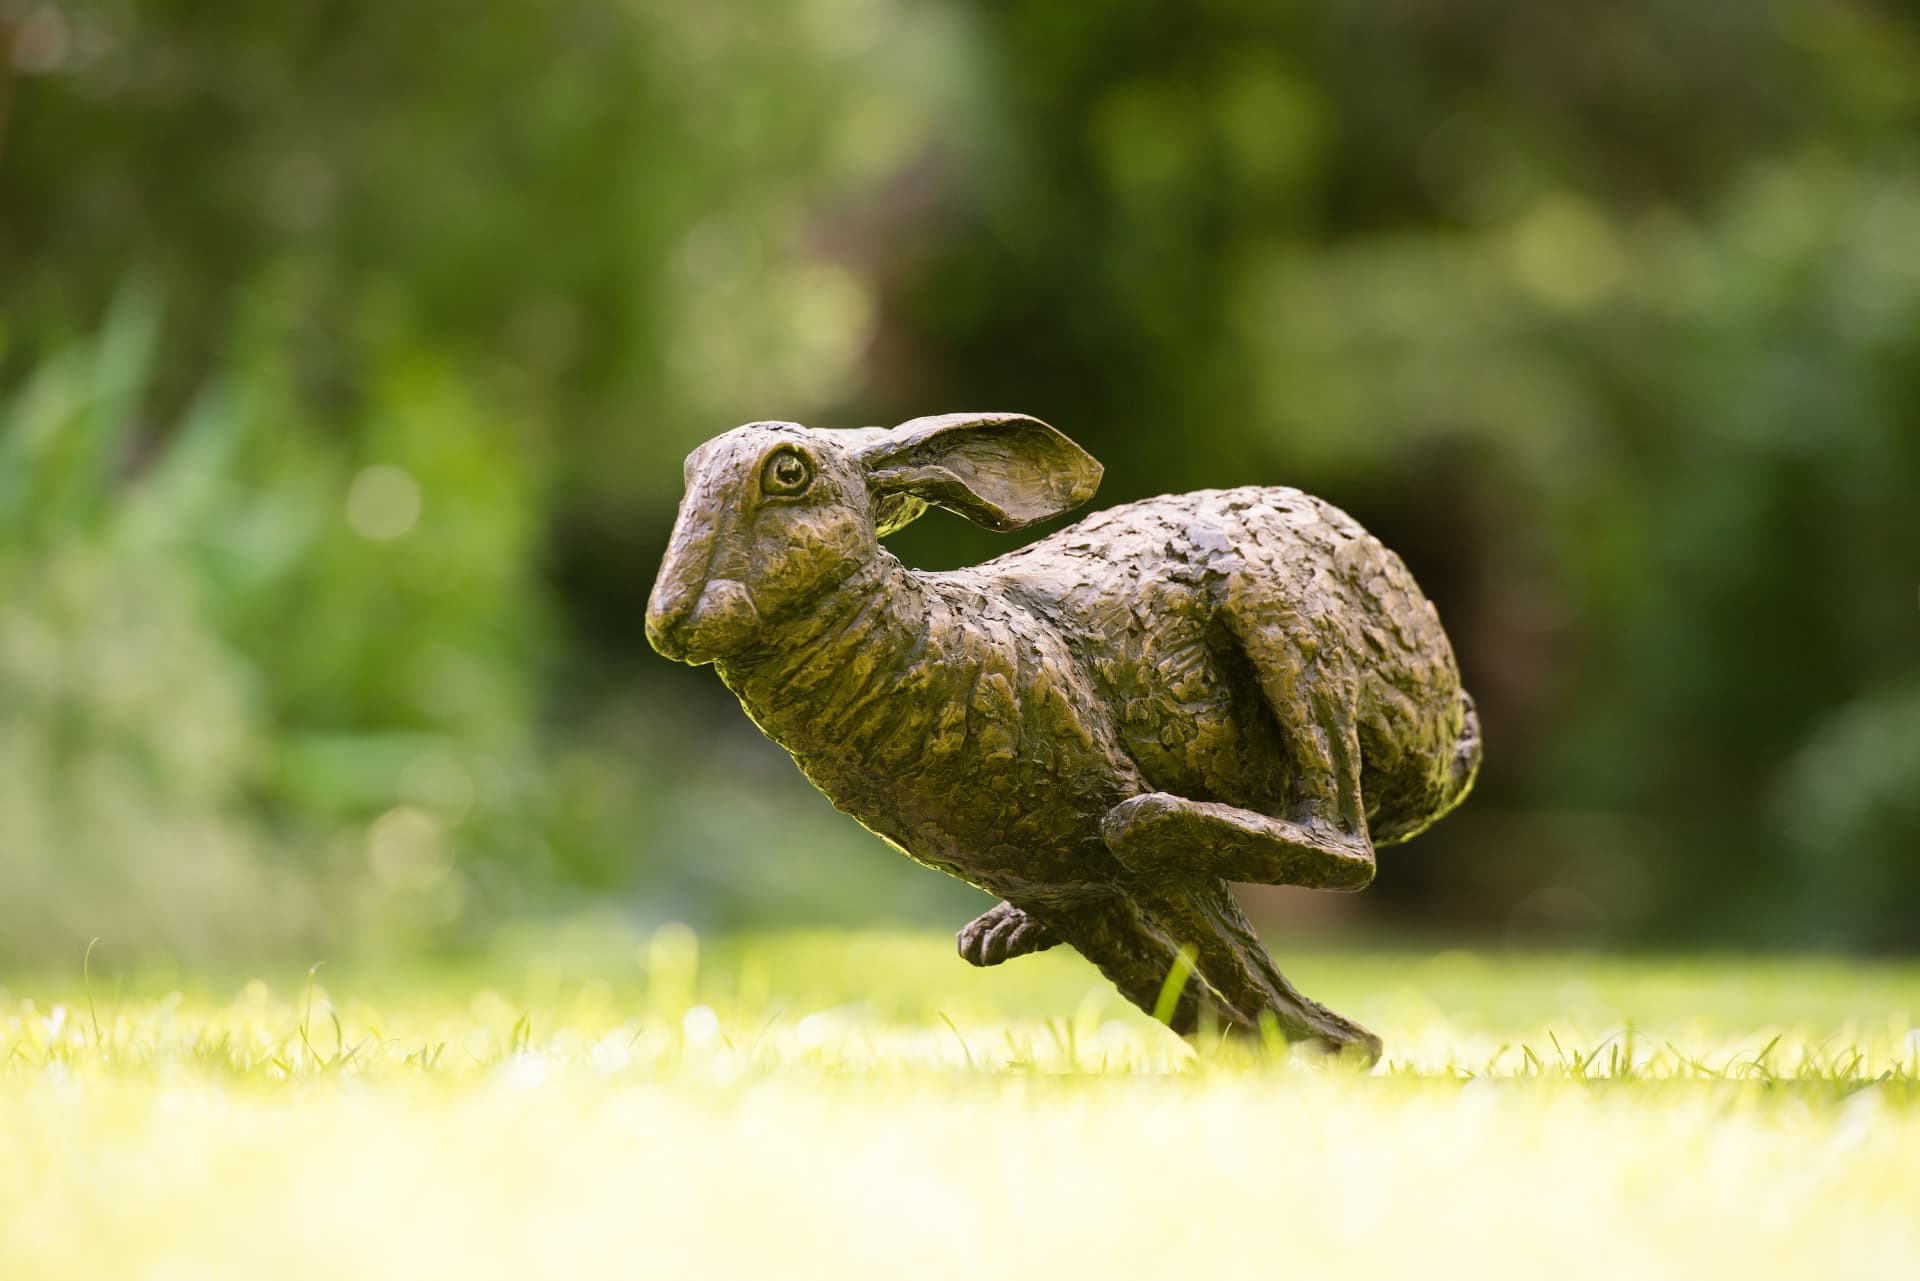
(645, 581), (698, 658)
(647, 577), (759, 664)
(646, 579), (694, 631)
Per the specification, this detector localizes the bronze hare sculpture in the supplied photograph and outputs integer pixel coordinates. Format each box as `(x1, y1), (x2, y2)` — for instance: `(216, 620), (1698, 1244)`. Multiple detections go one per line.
(646, 413), (1479, 1059)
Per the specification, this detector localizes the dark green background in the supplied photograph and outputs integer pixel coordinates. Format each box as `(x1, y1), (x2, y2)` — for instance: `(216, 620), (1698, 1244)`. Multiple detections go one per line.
(3, 0), (1916, 961)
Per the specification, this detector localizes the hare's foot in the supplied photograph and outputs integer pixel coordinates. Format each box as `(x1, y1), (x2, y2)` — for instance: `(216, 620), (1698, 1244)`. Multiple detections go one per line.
(1140, 878), (1383, 1062)
(957, 901), (1059, 967)
(1102, 793), (1376, 892)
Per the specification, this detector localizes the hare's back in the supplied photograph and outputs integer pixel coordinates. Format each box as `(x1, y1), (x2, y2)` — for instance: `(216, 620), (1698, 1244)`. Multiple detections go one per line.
(987, 484), (1443, 657)
(982, 487), (1464, 821)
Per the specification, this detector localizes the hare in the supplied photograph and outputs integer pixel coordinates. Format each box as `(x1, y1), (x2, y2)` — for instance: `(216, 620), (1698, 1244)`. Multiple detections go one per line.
(646, 412), (1480, 1059)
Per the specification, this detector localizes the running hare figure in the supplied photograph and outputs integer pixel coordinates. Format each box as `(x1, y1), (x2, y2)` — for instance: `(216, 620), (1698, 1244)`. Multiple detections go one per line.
(646, 413), (1480, 1059)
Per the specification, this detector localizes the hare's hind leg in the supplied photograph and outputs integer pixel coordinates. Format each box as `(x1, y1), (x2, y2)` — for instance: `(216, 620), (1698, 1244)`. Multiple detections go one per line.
(1111, 573), (1379, 889)
(1042, 897), (1244, 1037)
(957, 900), (1059, 967)
(1141, 878), (1382, 1060)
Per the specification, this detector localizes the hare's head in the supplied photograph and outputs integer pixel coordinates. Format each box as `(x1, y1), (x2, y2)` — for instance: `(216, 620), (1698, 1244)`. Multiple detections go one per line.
(646, 412), (1101, 664)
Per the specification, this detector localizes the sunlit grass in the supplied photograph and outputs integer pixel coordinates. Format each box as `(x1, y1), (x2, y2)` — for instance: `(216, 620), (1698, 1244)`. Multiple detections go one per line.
(3, 930), (1917, 1279)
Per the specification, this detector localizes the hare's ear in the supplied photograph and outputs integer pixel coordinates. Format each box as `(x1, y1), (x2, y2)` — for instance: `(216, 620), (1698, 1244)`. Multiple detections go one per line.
(855, 413), (1102, 533)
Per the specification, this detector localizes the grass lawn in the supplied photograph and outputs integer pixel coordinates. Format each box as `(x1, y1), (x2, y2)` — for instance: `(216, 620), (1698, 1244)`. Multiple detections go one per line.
(3, 929), (1917, 1279)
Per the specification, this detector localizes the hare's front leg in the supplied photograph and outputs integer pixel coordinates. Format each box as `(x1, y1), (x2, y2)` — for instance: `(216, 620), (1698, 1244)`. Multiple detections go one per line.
(957, 900), (1059, 967)
(1102, 794), (1375, 891)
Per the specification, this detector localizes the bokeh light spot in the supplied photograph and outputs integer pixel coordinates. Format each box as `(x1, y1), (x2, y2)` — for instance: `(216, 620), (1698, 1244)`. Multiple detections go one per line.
(682, 1004), (722, 1046)
(345, 465), (423, 541)
(366, 805), (451, 890)
(1509, 195), (1625, 308)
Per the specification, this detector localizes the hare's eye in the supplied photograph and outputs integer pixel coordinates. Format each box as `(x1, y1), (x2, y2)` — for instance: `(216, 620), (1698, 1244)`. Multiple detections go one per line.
(761, 449), (813, 497)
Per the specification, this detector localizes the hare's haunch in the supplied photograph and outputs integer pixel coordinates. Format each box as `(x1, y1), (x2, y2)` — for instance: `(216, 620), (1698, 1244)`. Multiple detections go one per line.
(647, 413), (1480, 1060)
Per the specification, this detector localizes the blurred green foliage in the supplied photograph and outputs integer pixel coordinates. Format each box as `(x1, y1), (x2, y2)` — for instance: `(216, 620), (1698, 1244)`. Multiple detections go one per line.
(0, 286), (554, 958)
(0, 0), (1915, 957)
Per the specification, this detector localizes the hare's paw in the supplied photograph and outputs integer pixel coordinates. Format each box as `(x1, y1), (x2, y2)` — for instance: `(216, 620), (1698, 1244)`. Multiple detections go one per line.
(1100, 792), (1201, 876)
(1103, 792), (1376, 891)
(958, 901), (1058, 967)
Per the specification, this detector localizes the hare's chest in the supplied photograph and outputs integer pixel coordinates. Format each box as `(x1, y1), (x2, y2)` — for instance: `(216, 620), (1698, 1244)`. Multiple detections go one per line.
(875, 640), (1137, 888)
(964, 653), (1125, 801)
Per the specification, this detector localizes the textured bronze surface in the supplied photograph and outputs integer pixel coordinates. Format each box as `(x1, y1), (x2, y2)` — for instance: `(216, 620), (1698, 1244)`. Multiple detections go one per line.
(646, 413), (1480, 1059)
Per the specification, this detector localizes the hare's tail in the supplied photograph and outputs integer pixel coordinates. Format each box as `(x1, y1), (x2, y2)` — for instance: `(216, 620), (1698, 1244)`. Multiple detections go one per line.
(1450, 689), (1483, 800)
(1374, 687), (1482, 848)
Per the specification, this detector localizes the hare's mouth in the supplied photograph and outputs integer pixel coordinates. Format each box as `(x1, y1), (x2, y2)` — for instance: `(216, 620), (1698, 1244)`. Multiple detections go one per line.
(646, 577), (761, 665)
